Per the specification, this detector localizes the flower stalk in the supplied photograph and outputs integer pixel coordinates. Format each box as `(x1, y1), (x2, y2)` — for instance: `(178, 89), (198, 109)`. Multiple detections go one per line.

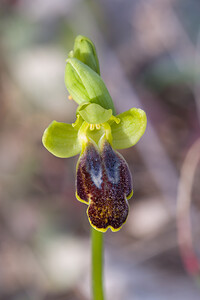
(92, 228), (104, 300)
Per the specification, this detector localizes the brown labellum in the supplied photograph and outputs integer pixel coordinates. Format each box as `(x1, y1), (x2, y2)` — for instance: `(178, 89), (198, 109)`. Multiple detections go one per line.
(76, 139), (133, 232)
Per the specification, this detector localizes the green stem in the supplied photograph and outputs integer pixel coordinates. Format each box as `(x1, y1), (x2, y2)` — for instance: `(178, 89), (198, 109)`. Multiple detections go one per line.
(91, 227), (105, 300)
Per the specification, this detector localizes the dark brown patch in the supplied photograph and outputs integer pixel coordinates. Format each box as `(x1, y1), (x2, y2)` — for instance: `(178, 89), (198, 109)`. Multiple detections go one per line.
(76, 140), (133, 231)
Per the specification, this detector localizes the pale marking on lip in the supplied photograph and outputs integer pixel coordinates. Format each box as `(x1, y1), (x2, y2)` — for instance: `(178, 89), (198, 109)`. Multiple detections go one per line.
(90, 168), (102, 189)
(106, 161), (120, 185)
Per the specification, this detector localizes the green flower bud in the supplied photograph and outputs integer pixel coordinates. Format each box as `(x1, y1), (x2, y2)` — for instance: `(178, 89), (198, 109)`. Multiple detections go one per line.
(69, 35), (100, 75)
(65, 58), (116, 114)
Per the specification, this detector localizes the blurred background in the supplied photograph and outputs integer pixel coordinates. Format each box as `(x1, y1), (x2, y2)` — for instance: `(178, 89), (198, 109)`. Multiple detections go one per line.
(0, 0), (200, 299)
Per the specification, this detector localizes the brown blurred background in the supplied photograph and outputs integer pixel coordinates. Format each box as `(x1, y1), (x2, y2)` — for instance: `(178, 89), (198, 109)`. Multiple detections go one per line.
(0, 0), (200, 299)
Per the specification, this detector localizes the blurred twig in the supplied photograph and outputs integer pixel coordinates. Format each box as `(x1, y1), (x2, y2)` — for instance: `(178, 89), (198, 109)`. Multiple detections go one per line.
(194, 28), (200, 123)
(177, 138), (200, 278)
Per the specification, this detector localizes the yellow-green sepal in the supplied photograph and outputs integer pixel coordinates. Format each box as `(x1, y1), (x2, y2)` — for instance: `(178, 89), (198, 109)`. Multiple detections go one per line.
(42, 121), (81, 158)
(110, 108), (147, 149)
(78, 103), (112, 124)
(69, 35), (100, 75)
(65, 58), (116, 114)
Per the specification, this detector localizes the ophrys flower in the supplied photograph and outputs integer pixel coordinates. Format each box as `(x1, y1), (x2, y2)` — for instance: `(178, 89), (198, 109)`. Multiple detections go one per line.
(42, 36), (147, 232)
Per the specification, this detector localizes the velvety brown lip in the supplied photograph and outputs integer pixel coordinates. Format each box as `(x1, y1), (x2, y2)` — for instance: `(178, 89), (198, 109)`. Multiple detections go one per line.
(76, 140), (133, 232)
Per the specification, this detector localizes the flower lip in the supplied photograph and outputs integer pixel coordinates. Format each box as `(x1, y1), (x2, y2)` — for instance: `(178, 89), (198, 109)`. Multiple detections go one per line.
(76, 138), (133, 232)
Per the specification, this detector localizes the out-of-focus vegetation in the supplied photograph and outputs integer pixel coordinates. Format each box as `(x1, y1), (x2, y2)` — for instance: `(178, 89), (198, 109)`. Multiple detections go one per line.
(0, 0), (200, 299)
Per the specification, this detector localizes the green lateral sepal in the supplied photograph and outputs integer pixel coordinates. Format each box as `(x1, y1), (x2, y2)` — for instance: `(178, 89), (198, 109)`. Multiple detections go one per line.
(110, 108), (147, 149)
(42, 121), (82, 158)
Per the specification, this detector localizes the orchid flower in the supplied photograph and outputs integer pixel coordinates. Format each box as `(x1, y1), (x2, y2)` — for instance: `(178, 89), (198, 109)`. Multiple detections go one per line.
(42, 35), (147, 232)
